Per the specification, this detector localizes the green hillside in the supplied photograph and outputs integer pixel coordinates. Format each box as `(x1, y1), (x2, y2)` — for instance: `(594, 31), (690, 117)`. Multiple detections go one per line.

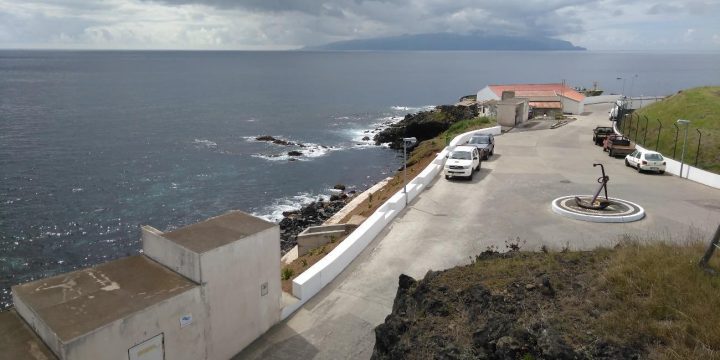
(624, 87), (720, 173)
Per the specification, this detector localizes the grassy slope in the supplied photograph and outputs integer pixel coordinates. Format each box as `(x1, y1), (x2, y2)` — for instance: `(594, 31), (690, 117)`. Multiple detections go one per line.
(628, 87), (720, 173)
(430, 241), (720, 359)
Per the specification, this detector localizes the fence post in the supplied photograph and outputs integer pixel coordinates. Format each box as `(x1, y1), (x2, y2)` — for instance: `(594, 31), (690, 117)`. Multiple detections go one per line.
(634, 113), (640, 142)
(695, 129), (702, 167)
(673, 122), (679, 158)
(655, 118), (662, 151)
(698, 224), (720, 272)
(643, 115), (649, 145)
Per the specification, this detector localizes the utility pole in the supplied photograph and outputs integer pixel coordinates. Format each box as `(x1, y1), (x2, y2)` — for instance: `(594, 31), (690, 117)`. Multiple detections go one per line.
(677, 119), (691, 178)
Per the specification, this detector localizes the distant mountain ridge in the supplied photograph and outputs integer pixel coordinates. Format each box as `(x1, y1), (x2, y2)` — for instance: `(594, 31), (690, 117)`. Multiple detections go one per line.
(305, 33), (585, 51)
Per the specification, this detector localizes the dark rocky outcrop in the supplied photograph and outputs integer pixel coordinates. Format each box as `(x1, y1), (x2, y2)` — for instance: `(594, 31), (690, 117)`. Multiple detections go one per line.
(255, 135), (306, 147)
(372, 270), (642, 360)
(278, 196), (352, 254)
(287, 150), (303, 156)
(374, 105), (479, 149)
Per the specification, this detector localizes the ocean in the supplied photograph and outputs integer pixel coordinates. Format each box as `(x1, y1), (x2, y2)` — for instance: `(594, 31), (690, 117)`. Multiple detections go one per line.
(1, 50), (719, 307)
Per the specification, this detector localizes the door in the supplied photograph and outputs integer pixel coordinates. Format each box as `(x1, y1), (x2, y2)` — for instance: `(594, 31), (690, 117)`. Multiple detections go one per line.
(129, 333), (164, 360)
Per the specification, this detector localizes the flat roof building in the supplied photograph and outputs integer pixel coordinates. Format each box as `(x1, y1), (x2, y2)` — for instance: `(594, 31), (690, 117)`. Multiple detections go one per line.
(10, 210), (281, 360)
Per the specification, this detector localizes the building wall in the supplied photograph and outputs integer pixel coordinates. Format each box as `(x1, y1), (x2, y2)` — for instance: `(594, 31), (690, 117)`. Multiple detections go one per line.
(560, 97), (583, 114)
(476, 86), (499, 102)
(201, 226), (282, 360)
(142, 226), (201, 283)
(14, 287), (206, 360)
(496, 101), (528, 127)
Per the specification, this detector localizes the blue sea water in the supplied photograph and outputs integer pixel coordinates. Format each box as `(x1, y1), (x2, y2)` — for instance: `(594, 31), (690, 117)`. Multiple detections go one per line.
(1, 50), (719, 307)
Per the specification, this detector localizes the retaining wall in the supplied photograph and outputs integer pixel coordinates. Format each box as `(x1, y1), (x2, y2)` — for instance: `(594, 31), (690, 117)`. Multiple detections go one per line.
(281, 125), (502, 319)
(612, 122), (720, 189)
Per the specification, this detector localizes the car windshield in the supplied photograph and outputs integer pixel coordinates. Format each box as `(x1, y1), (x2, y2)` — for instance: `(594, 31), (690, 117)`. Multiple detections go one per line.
(645, 153), (663, 161)
(449, 151), (472, 160)
(469, 136), (490, 144)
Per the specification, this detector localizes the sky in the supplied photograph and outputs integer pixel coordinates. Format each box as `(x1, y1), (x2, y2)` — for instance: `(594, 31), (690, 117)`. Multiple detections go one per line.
(1, 0), (719, 51)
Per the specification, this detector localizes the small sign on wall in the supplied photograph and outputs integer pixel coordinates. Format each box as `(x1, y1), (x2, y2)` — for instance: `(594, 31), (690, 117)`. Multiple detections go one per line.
(180, 313), (193, 328)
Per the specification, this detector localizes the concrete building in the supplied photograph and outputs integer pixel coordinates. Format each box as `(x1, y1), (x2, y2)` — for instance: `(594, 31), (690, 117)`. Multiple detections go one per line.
(477, 83), (586, 116)
(496, 95), (529, 127)
(8, 210), (281, 360)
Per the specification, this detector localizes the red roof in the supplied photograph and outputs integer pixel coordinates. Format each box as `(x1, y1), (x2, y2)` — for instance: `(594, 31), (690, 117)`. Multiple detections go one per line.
(489, 83), (585, 102)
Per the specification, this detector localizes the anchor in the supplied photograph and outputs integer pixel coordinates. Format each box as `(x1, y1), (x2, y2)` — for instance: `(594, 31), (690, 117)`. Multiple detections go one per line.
(575, 163), (611, 210)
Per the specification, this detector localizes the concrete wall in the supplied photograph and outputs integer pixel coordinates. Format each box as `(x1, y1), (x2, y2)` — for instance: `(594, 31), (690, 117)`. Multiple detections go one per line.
(142, 226), (201, 283)
(583, 95), (622, 105)
(497, 102), (527, 127)
(14, 287), (205, 360)
(65, 288), (205, 360)
(282, 126), (502, 319)
(201, 226), (281, 360)
(560, 97), (583, 114)
(612, 121), (720, 189)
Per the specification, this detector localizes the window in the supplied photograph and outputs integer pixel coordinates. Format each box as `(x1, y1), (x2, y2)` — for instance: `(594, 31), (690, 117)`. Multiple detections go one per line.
(449, 151), (472, 160)
(645, 153), (663, 161)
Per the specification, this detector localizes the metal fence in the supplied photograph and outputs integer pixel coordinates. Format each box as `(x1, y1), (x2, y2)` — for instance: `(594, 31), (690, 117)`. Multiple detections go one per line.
(618, 113), (716, 168)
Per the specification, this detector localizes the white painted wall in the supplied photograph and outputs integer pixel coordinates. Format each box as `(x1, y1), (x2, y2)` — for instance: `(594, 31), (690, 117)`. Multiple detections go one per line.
(612, 121), (720, 189)
(282, 126), (502, 319)
(201, 226), (282, 360)
(476, 86), (499, 102)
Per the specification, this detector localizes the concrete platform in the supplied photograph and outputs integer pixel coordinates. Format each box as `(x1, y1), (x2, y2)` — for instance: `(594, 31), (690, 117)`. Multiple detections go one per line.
(12, 255), (198, 343)
(0, 310), (57, 360)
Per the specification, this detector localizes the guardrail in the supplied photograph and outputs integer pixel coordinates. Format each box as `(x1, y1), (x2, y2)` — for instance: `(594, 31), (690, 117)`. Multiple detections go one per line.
(281, 125), (502, 319)
(612, 122), (720, 189)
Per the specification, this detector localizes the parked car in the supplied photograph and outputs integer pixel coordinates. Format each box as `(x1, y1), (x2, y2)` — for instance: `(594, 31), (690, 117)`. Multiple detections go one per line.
(604, 135), (635, 157)
(444, 146), (481, 180)
(466, 134), (495, 160)
(593, 126), (614, 145)
(625, 150), (666, 174)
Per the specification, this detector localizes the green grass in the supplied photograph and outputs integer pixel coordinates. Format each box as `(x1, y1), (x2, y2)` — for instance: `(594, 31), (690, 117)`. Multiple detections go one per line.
(625, 86), (720, 173)
(599, 241), (720, 359)
(406, 116), (495, 166)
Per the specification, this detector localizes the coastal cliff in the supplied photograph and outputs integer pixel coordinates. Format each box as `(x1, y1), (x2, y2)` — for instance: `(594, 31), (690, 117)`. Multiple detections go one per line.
(374, 105), (479, 149)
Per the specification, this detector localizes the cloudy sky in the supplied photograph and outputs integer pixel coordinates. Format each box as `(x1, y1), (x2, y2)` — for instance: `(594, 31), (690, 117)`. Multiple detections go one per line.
(1, 0), (719, 50)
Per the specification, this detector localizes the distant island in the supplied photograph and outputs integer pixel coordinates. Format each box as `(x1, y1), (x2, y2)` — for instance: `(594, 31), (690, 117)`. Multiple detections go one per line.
(305, 33), (586, 51)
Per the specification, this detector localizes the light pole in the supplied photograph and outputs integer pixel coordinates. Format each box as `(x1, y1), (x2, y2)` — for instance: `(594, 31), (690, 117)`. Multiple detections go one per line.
(677, 119), (691, 178)
(402, 137), (417, 206)
(629, 74), (638, 99)
(616, 77), (626, 96)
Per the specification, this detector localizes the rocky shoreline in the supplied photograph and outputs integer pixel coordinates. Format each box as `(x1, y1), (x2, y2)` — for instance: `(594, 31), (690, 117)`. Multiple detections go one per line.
(277, 185), (356, 254)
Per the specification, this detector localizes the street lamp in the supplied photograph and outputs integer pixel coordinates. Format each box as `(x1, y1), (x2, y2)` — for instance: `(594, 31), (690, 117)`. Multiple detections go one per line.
(677, 119), (691, 178)
(402, 137), (417, 206)
(616, 77), (626, 96)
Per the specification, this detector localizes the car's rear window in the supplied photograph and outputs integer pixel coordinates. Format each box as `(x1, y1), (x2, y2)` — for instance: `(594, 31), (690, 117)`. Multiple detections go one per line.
(645, 153), (663, 161)
(450, 151), (472, 160)
(470, 136), (490, 144)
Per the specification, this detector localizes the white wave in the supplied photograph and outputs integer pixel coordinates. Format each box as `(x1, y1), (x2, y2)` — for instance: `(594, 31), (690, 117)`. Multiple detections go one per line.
(72, 188), (84, 193)
(193, 139), (218, 150)
(252, 142), (340, 162)
(391, 105), (435, 113)
(252, 192), (326, 223)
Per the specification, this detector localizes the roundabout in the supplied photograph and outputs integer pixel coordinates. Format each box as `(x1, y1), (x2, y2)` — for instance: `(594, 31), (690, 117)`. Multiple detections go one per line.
(551, 195), (645, 223)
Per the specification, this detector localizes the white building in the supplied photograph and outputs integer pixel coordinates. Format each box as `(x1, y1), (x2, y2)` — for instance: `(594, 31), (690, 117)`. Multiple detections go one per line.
(477, 83), (586, 116)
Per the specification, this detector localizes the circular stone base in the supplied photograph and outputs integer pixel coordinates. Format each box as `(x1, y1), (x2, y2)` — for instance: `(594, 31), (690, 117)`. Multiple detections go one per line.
(551, 195), (645, 223)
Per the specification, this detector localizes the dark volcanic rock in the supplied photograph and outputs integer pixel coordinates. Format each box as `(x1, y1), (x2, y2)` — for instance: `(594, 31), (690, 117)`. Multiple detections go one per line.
(287, 150), (303, 156)
(372, 271), (640, 360)
(373, 104), (479, 149)
(278, 197), (353, 254)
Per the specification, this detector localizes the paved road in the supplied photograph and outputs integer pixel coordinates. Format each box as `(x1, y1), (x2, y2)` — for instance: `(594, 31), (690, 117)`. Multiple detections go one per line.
(236, 104), (720, 359)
